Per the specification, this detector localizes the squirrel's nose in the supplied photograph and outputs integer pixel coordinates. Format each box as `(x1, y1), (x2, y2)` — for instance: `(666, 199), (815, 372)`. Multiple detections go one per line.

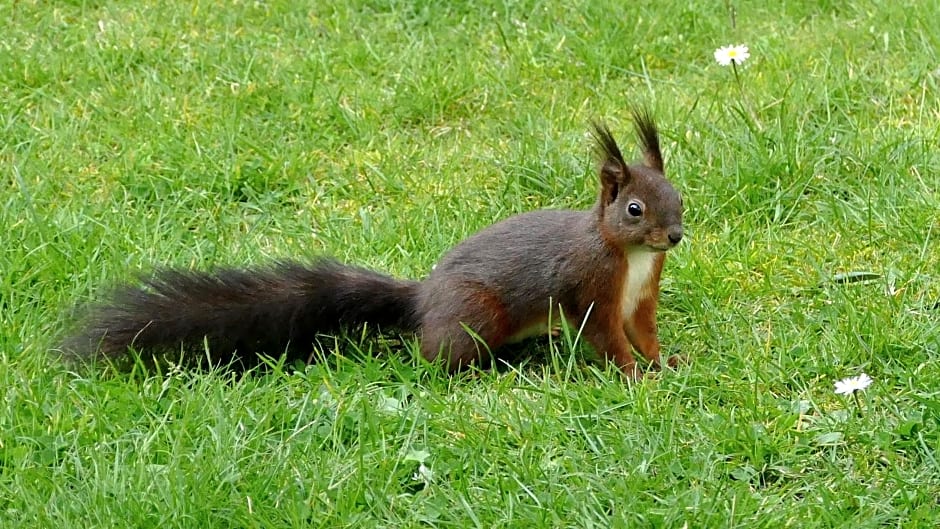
(668, 227), (683, 245)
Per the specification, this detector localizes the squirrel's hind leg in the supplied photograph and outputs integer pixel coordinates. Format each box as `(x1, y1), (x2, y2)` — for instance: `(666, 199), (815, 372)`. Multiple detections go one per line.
(418, 285), (512, 372)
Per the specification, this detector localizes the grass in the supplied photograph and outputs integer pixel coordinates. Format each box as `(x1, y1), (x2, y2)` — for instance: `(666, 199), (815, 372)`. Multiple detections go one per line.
(2, 0), (939, 526)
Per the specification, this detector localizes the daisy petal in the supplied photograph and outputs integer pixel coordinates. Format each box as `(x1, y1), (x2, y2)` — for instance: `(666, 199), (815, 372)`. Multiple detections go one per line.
(833, 373), (873, 395)
(714, 44), (750, 66)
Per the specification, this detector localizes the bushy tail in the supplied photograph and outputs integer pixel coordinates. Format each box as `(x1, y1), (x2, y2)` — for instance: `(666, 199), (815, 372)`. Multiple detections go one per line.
(62, 259), (420, 367)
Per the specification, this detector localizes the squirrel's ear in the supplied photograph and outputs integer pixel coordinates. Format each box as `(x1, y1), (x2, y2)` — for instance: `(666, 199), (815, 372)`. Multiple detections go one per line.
(632, 108), (663, 172)
(591, 121), (630, 205)
(600, 160), (627, 205)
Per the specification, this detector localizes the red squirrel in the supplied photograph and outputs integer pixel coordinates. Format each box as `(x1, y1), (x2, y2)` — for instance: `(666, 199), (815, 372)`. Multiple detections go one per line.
(64, 110), (684, 379)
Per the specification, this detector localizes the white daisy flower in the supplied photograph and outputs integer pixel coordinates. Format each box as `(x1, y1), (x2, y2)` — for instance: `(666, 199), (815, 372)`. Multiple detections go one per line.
(834, 373), (873, 395)
(714, 45), (750, 66)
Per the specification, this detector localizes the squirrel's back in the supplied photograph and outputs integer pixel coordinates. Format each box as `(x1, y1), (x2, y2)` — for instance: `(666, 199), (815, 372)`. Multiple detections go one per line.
(422, 209), (606, 309)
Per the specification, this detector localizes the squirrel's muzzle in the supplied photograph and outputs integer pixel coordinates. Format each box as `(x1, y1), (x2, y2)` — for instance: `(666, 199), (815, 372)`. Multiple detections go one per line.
(667, 226), (684, 246)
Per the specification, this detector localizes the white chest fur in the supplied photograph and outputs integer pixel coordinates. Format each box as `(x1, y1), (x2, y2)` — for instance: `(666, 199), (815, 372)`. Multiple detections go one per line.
(621, 250), (658, 319)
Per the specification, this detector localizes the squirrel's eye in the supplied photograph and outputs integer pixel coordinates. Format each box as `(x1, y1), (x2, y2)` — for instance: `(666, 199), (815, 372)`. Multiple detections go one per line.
(627, 202), (643, 217)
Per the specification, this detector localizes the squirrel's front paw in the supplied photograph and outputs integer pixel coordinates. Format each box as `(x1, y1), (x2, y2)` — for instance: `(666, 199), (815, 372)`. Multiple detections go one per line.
(618, 363), (647, 381)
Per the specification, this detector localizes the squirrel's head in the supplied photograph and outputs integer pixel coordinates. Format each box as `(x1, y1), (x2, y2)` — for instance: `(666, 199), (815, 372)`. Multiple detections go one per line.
(592, 111), (684, 253)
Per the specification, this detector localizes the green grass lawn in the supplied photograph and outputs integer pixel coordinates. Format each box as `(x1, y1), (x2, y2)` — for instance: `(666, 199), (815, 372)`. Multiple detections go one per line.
(3, 0), (939, 526)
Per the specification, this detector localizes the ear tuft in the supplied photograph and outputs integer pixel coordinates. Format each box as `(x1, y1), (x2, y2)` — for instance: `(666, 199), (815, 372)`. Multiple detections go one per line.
(591, 122), (629, 205)
(591, 121), (627, 172)
(631, 108), (663, 172)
